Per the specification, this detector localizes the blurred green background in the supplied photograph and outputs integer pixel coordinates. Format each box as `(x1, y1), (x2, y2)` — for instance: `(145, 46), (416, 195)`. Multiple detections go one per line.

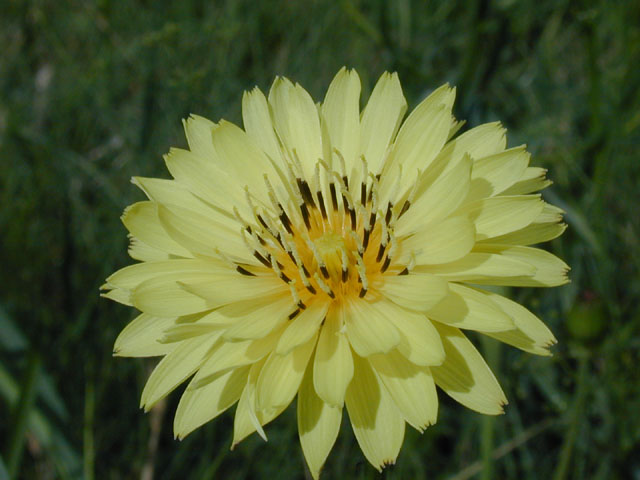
(1, 0), (639, 478)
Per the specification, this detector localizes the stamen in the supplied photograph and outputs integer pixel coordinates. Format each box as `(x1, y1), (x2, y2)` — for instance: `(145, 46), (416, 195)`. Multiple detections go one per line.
(329, 182), (338, 210)
(287, 280), (305, 309)
(306, 238), (330, 279)
(300, 202), (312, 229)
(314, 272), (335, 299)
(270, 255), (291, 283)
(296, 178), (316, 208)
(340, 247), (349, 283)
(317, 190), (327, 218)
(236, 266), (256, 276)
(354, 253), (369, 297)
(288, 308), (300, 320)
(349, 231), (364, 256)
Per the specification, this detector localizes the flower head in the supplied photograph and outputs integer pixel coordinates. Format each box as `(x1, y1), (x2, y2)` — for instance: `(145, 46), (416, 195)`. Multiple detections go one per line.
(103, 68), (568, 477)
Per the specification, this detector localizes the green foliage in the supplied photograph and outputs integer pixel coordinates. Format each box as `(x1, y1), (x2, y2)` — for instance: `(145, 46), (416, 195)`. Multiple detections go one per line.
(1, 0), (639, 478)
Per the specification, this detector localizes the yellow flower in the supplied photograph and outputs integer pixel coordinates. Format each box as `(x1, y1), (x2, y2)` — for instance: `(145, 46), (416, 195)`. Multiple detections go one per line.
(103, 68), (568, 477)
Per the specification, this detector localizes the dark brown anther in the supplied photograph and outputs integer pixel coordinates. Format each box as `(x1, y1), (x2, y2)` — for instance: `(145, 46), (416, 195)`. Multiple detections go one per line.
(286, 250), (296, 263)
(342, 175), (348, 189)
(317, 191), (327, 218)
(399, 200), (410, 218)
(399, 267), (409, 275)
(300, 203), (312, 229)
(302, 264), (311, 278)
(288, 308), (300, 320)
(279, 209), (293, 234)
(349, 207), (357, 230)
(341, 268), (348, 283)
(306, 284), (317, 295)
(298, 301), (307, 310)
(359, 287), (367, 298)
(381, 256), (391, 273)
(385, 203), (393, 224)
(257, 215), (269, 230)
(254, 251), (271, 268)
(329, 183), (338, 210)
(376, 243), (386, 262)
(361, 183), (367, 205)
(297, 178), (316, 207)
(236, 266), (256, 276)
(327, 289), (336, 299)
(342, 195), (350, 215)
(246, 226), (252, 234)
(256, 234), (266, 246)
(363, 228), (371, 250)
(276, 259), (284, 269)
(320, 265), (330, 279)
(279, 271), (292, 283)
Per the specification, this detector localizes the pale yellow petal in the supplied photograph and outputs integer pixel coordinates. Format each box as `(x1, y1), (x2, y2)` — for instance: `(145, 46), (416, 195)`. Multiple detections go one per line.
(427, 283), (514, 332)
(344, 297), (401, 357)
(322, 67), (361, 176)
(486, 221), (567, 246)
(191, 326), (283, 388)
(502, 167), (551, 195)
(373, 300), (444, 366)
(276, 300), (330, 355)
(157, 203), (252, 263)
(132, 176), (221, 217)
(121, 202), (192, 257)
(164, 148), (250, 218)
(395, 155), (472, 237)
(160, 322), (225, 343)
(222, 295), (296, 340)
(456, 195), (544, 241)
(473, 244), (570, 287)
(183, 115), (217, 158)
(313, 304), (354, 407)
(417, 121), (507, 195)
(128, 236), (170, 262)
(398, 215), (475, 266)
(106, 259), (225, 291)
(242, 87), (283, 163)
(380, 85), (454, 201)
(381, 272), (449, 312)
(436, 121), (506, 169)
(431, 323), (507, 414)
(180, 275), (286, 309)
(466, 146), (530, 201)
(100, 288), (132, 306)
(114, 313), (176, 357)
(369, 350), (438, 432)
(298, 364), (342, 480)
(174, 366), (249, 439)
(132, 273), (218, 316)
(210, 120), (281, 205)
(480, 290), (557, 355)
(360, 72), (407, 174)
(140, 335), (217, 410)
(419, 251), (535, 283)
(345, 354), (405, 472)
(255, 333), (318, 413)
(269, 77), (322, 181)
(232, 358), (287, 446)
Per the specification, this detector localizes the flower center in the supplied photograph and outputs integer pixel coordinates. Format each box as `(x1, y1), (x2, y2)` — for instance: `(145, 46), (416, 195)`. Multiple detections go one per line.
(233, 154), (412, 315)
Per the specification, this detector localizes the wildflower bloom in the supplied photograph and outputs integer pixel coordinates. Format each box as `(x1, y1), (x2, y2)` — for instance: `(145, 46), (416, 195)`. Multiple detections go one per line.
(103, 68), (568, 477)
